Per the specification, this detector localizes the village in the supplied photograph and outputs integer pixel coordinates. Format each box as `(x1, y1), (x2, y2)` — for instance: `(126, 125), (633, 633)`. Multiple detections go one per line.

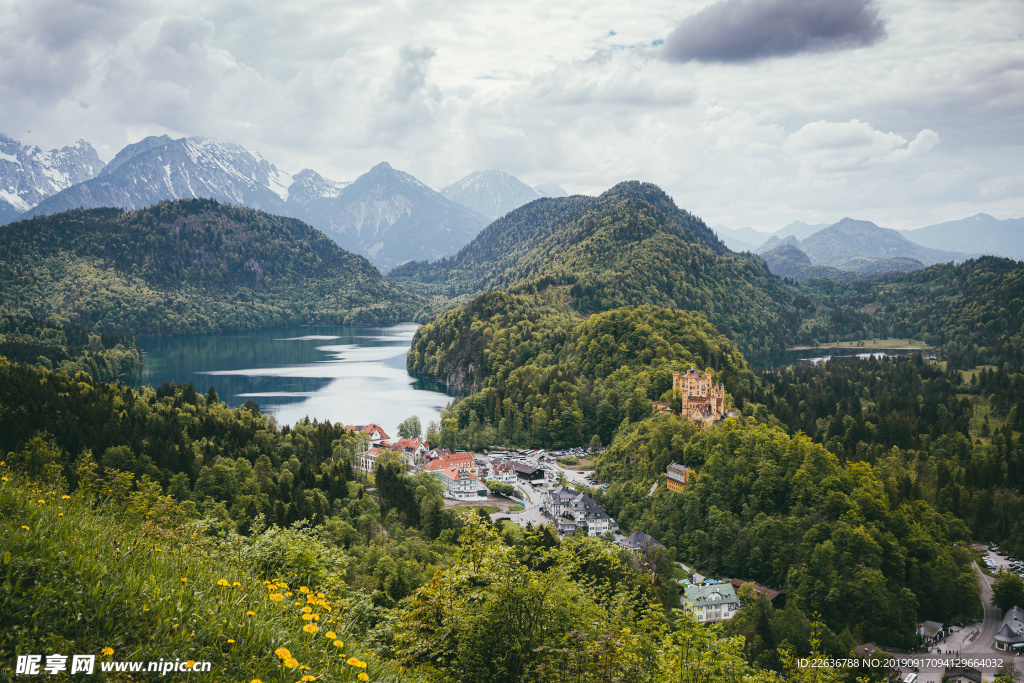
(342, 362), (1024, 683)
(343, 416), (782, 628)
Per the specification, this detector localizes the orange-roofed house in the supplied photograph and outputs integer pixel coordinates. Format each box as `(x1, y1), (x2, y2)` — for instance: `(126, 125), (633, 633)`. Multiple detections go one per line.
(394, 438), (430, 465)
(345, 424), (391, 443)
(358, 446), (387, 475)
(434, 465), (487, 501)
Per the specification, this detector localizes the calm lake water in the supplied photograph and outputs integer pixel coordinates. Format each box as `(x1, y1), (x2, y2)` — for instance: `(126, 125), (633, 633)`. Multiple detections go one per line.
(749, 346), (924, 371)
(128, 324), (453, 437)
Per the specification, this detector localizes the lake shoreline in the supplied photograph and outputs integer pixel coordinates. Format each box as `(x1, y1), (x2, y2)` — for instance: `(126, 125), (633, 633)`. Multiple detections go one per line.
(785, 343), (931, 351)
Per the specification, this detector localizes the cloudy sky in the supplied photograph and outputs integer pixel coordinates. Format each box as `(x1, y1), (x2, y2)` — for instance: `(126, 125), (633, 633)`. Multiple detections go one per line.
(1, 0), (1022, 231)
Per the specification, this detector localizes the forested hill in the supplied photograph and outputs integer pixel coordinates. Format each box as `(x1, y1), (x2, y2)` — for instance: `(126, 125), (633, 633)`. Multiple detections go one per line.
(0, 199), (422, 334)
(836, 256), (1024, 367)
(395, 181), (803, 355)
(411, 303), (757, 448)
(389, 194), (592, 296)
(391, 182), (728, 294)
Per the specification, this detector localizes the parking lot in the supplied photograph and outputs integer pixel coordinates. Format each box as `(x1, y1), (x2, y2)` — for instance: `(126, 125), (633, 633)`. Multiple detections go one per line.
(978, 543), (1023, 576)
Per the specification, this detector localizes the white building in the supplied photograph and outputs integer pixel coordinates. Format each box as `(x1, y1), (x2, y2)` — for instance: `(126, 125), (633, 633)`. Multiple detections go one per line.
(543, 487), (617, 537)
(357, 446), (386, 475)
(682, 583), (741, 623)
(435, 465), (488, 502)
(488, 463), (517, 486)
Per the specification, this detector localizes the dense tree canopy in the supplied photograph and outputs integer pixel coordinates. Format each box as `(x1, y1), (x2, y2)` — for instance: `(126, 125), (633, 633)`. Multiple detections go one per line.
(0, 200), (421, 334)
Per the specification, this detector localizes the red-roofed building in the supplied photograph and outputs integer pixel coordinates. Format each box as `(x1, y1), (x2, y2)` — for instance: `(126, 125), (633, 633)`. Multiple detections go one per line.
(393, 438), (430, 465)
(345, 424), (391, 443)
(434, 465), (487, 501)
(358, 446), (387, 474)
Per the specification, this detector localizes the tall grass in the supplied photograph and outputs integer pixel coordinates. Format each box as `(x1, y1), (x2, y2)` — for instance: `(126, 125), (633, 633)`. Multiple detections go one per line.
(0, 468), (422, 682)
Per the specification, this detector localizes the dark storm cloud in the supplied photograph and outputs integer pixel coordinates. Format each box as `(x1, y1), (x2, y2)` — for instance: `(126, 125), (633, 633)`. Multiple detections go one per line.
(663, 0), (886, 63)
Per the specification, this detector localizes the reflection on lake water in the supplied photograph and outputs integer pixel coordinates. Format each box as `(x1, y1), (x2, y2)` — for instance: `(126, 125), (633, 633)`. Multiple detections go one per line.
(128, 324), (453, 438)
(750, 347), (925, 371)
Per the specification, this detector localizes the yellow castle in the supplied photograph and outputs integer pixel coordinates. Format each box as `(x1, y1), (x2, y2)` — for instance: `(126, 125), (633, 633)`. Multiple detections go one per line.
(674, 367), (726, 423)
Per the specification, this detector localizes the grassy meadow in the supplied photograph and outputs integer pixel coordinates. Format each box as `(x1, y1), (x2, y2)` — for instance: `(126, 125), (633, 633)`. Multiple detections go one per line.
(0, 466), (422, 682)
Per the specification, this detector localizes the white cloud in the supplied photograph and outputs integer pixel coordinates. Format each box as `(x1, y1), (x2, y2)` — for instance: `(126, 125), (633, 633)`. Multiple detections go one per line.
(786, 119), (940, 173)
(0, 0), (1021, 230)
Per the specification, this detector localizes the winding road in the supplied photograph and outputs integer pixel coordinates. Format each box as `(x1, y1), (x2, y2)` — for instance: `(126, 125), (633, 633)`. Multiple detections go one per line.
(886, 563), (1016, 682)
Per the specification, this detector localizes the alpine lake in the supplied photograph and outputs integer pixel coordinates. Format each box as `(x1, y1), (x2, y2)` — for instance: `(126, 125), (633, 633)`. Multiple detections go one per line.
(128, 326), (925, 437)
(127, 324), (454, 439)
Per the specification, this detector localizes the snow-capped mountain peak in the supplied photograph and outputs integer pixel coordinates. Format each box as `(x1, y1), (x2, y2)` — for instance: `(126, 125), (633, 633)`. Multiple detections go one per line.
(0, 134), (105, 221)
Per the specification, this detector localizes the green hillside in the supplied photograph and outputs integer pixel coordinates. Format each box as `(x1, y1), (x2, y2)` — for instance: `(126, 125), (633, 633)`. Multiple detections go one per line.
(0, 358), (811, 683)
(389, 195), (591, 297)
(0, 200), (421, 335)
(397, 181), (804, 357)
(411, 302), (756, 448)
(844, 256), (1024, 367)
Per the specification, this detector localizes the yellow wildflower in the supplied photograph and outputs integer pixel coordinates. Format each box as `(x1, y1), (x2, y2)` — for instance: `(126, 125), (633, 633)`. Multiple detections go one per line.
(302, 606), (312, 613)
(232, 581), (240, 586)
(101, 647), (114, 656)
(283, 657), (299, 669)
(302, 613), (315, 621)
(246, 610), (256, 616)
(275, 648), (291, 660)
(326, 631), (337, 640)
(227, 639), (235, 644)
(302, 624), (318, 634)
(180, 578), (187, 583)
(186, 661), (196, 669)
(217, 579), (230, 586)
(333, 640), (343, 648)
(251, 680), (262, 683)
(299, 586), (310, 594)
(347, 657), (366, 668)
(302, 676), (316, 682)
(358, 674), (369, 682)
(285, 592), (293, 597)
(62, 494), (71, 499)
(269, 594), (284, 602)
(37, 499), (45, 503)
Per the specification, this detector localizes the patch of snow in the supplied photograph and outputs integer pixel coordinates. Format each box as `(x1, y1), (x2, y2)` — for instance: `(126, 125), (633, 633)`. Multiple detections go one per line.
(0, 152), (21, 164)
(0, 190), (31, 212)
(266, 165), (293, 201)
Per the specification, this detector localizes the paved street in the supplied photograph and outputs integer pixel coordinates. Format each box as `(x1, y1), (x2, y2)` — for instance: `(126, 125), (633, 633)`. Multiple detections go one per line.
(886, 561), (1019, 681)
(489, 460), (597, 531)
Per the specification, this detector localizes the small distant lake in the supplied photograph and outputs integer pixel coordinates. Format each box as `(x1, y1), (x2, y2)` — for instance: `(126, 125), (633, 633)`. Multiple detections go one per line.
(750, 346), (925, 371)
(127, 324), (453, 437)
